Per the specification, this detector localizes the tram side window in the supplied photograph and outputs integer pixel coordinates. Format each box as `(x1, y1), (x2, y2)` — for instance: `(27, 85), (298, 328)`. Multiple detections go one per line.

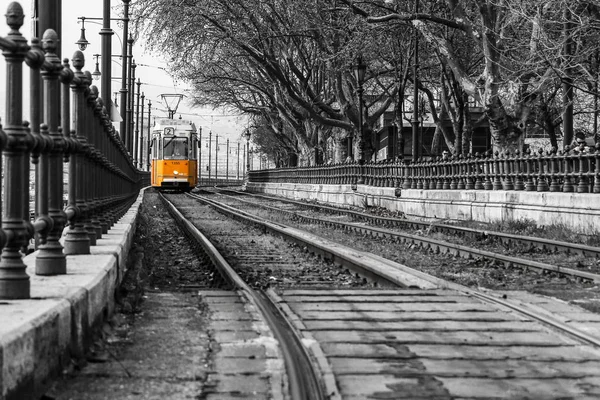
(191, 137), (198, 160)
(151, 138), (158, 159)
(163, 137), (188, 159)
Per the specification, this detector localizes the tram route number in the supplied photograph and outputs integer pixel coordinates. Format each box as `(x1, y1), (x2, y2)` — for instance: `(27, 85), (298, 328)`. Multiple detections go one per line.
(172, 162), (180, 165)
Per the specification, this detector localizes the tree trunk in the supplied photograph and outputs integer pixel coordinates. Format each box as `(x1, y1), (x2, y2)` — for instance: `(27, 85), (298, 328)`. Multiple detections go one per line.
(485, 95), (524, 154)
(462, 93), (473, 154)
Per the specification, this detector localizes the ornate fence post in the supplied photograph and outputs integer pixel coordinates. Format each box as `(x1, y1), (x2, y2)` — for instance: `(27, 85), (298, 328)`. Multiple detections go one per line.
(36, 29), (68, 275)
(474, 153), (484, 190)
(483, 151), (493, 190)
(513, 150), (524, 190)
(437, 158), (444, 189)
(27, 37), (45, 250)
(87, 85), (104, 240)
(422, 159), (429, 190)
(402, 161), (411, 189)
(562, 150), (574, 193)
(491, 151), (502, 190)
(524, 148), (535, 191)
(97, 101), (112, 234)
(577, 151), (589, 193)
(536, 148), (549, 192)
(549, 148), (561, 192)
(465, 154), (475, 190)
(415, 160), (424, 189)
(457, 155), (465, 190)
(448, 155), (457, 190)
(0, 3), (41, 298)
(64, 50), (91, 254)
(503, 151), (514, 190)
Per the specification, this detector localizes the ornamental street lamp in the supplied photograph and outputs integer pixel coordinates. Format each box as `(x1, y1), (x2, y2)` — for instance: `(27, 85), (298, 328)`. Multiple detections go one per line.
(77, 0), (130, 145)
(411, 0), (420, 162)
(91, 54), (101, 80)
(127, 55), (136, 153)
(244, 130), (251, 174)
(354, 56), (366, 183)
(75, 2), (113, 104)
(100, 0), (113, 105)
(75, 17), (89, 51)
(134, 78), (141, 166)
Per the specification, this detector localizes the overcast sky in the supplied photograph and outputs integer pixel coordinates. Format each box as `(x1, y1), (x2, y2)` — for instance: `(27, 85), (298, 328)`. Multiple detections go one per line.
(0, 0), (246, 141)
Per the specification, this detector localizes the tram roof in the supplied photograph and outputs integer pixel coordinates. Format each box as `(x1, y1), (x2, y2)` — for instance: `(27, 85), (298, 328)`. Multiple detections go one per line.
(153, 118), (197, 132)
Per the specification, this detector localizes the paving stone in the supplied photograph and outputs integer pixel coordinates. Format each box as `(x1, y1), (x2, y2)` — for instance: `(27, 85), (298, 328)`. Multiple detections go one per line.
(311, 329), (578, 345)
(288, 301), (495, 313)
(203, 374), (270, 395)
(304, 320), (540, 331)
(437, 377), (600, 398)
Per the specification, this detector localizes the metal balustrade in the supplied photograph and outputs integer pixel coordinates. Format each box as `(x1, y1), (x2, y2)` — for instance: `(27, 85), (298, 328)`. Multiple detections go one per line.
(0, 2), (148, 299)
(249, 146), (600, 195)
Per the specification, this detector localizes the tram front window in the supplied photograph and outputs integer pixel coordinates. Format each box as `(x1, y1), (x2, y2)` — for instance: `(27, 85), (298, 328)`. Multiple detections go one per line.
(163, 137), (188, 159)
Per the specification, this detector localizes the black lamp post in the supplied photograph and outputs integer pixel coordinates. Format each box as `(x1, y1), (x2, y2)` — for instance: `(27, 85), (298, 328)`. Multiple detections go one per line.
(208, 130), (212, 183)
(120, 0), (131, 146)
(354, 56), (366, 182)
(75, 0), (130, 146)
(411, 0), (420, 162)
(244, 130), (251, 174)
(100, 0), (113, 105)
(139, 92), (145, 169)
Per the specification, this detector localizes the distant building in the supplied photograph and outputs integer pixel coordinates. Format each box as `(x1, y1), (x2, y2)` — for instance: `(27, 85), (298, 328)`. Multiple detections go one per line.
(373, 103), (491, 161)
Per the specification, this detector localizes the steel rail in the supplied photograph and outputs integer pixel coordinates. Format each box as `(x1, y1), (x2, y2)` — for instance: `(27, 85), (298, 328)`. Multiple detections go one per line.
(226, 189), (600, 258)
(215, 189), (600, 283)
(187, 192), (432, 289)
(189, 192), (600, 348)
(158, 193), (326, 400)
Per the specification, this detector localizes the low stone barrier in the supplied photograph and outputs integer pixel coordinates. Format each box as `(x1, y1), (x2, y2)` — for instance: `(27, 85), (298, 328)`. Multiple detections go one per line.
(246, 182), (600, 234)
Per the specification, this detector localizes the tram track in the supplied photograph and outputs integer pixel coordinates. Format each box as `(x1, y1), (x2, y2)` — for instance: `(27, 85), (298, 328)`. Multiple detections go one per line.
(210, 188), (600, 284)
(154, 190), (600, 398)
(158, 192), (327, 400)
(226, 189), (600, 258)
(181, 190), (600, 347)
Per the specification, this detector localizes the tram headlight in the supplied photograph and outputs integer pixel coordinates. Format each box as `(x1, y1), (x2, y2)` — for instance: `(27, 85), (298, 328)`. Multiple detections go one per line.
(173, 170), (179, 175)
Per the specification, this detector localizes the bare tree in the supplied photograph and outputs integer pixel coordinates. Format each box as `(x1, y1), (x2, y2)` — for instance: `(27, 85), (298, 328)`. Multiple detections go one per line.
(341, 0), (600, 153)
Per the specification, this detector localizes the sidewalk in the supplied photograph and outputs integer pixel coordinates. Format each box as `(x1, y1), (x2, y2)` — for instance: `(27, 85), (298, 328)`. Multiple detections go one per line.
(0, 190), (144, 400)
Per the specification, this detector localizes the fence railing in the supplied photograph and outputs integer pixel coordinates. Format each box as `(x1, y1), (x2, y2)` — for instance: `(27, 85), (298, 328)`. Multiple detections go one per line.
(0, 3), (148, 299)
(198, 177), (245, 187)
(249, 147), (600, 194)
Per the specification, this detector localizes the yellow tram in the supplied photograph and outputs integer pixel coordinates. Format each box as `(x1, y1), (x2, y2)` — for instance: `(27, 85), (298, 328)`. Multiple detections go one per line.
(150, 118), (199, 191)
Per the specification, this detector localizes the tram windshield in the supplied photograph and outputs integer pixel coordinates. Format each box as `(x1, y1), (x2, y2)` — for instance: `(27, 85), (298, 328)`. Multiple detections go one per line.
(163, 136), (188, 159)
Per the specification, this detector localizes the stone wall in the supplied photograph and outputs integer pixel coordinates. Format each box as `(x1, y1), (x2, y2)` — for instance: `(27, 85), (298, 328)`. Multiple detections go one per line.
(246, 182), (600, 234)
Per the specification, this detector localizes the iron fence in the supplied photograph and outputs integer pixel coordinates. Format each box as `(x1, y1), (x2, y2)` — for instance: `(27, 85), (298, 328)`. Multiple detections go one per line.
(249, 147), (600, 194)
(0, 2), (148, 299)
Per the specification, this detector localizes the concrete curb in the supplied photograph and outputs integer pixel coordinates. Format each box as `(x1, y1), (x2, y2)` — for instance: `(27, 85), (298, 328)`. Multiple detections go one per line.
(247, 182), (600, 234)
(0, 189), (145, 400)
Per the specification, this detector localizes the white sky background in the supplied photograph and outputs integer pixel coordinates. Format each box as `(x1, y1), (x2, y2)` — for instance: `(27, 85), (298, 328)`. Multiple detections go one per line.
(0, 0), (247, 144)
